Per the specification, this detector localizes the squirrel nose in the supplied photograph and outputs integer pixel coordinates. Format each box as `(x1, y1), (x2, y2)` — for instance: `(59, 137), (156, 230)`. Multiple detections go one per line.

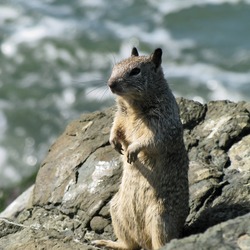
(108, 79), (119, 91)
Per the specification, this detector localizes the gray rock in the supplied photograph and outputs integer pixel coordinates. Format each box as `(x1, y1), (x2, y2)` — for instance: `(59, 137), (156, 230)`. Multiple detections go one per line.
(162, 213), (250, 250)
(90, 216), (110, 233)
(0, 185), (34, 219)
(0, 98), (249, 249)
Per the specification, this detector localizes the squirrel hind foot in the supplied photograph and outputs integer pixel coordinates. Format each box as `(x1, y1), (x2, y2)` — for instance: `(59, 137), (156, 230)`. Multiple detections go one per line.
(92, 239), (138, 250)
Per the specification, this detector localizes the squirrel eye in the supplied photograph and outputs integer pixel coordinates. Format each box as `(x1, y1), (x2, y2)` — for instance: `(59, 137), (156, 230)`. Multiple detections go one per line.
(129, 67), (141, 76)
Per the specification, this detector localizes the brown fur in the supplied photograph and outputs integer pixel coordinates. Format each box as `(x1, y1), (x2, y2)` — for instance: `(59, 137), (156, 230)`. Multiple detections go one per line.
(93, 48), (189, 250)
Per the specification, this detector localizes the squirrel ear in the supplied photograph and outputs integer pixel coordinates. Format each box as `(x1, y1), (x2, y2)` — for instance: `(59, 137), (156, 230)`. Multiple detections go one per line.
(151, 48), (162, 68)
(131, 47), (139, 57)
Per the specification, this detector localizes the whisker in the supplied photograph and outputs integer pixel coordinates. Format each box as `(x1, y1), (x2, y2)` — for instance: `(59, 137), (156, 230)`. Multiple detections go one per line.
(72, 79), (104, 84)
(71, 79), (106, 89)
(85, 85), (107, 97)
(100, 87), (110, 101)
(110, 53), (117, 68)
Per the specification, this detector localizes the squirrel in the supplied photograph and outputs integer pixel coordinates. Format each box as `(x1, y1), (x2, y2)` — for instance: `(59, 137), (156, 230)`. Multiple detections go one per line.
(93, 48), (189, 250)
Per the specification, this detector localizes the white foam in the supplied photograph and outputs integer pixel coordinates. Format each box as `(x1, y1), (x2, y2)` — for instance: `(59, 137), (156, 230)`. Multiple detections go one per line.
(166, 62), (250, 85)
(78, 0), (105, 8)
(0, 5), (19, 22)
(1, 16), (75, 58)
(207, 80), (243, 101)
(193, 96), (205, 104)
(43, 42), (59, 61)
(2, 165), (21, 184)
(0, 147), (7, 171)
(106, 22), (195, 60)
(0, 111), (7, 140)
(25, 155), (38, 166)
(73, 71), (107, 94)
(62, 88), (76, 105)
(91, 52), (114, 69)
(166, 62), (250, 101)
(1, 43), (16, 58)
(16, 0), (73, 16)
(147, 0), (250, 15)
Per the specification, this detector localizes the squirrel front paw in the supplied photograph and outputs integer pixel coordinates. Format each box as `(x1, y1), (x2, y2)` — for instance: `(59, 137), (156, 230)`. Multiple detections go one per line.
(126, 144), (140, 164)
(110, 137), (123, 155)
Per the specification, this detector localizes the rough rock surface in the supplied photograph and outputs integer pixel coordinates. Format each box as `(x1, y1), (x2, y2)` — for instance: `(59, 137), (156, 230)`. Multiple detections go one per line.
(0, 98), (250, 250)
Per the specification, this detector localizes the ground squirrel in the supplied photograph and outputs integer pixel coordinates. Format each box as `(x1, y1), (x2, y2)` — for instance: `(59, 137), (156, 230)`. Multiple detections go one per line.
(93, 48), (189, 250)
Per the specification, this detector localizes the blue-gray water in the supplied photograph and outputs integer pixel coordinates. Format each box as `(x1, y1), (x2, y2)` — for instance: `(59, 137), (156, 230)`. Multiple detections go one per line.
(0, 0), (250, 190)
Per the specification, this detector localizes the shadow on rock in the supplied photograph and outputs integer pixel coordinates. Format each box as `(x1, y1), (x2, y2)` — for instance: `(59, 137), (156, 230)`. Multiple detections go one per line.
(184, 202), (250, 237)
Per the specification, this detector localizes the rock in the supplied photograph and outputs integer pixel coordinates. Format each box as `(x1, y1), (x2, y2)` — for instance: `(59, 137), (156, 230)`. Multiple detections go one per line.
(0, 185), (34, 219)
(0, 98), (249, 249)
(228, 134), (250, 173)
(90, 216), (110, 233)
(163, 213), (250, 250)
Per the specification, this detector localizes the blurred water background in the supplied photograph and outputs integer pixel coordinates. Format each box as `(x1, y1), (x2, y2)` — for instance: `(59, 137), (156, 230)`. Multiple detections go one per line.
(0, 0), (250, 210)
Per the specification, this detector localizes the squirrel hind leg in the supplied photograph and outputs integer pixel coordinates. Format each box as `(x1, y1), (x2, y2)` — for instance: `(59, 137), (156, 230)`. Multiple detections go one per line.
(150, 214), (181, 250)
(92, 239), (137, 250)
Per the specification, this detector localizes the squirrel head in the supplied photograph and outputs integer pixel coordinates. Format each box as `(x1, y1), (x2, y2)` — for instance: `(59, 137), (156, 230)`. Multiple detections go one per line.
(108, 48), (165, 100)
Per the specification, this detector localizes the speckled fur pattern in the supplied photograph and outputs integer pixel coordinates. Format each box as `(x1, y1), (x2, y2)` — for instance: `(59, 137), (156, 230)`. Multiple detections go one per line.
(93, 48), (189, 250)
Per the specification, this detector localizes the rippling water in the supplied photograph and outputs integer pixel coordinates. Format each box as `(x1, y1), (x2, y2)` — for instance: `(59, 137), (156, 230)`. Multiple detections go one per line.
(0, 0), (250, 192)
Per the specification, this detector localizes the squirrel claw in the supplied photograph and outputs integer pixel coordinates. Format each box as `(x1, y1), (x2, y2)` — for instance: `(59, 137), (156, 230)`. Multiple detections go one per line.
(117, 147), (124, 155)
(126, 149), (138, 164)
(111, 140), (123, 155)
(126, 143), (141, 164)
(127, 152), (137, 164)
